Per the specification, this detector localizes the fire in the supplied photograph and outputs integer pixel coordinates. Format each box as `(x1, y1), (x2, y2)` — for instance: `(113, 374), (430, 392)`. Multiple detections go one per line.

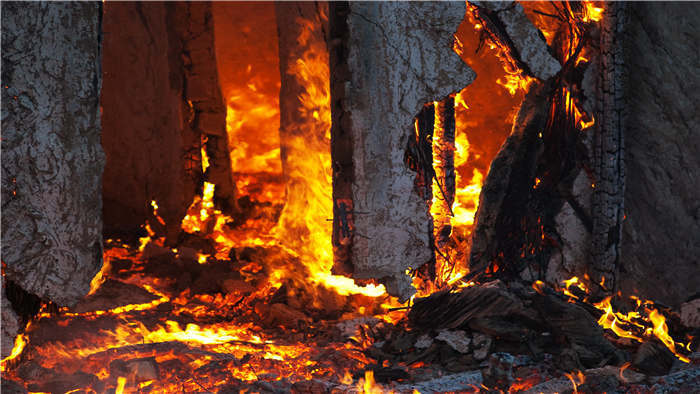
(564, 370), (586, 393)
(0, 333), (27, 372)
(582, 1), (604, 23)
(556, 278), (691, 363)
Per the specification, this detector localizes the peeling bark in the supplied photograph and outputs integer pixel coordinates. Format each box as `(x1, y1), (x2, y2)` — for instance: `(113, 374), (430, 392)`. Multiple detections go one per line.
(330, 2), (475, 301)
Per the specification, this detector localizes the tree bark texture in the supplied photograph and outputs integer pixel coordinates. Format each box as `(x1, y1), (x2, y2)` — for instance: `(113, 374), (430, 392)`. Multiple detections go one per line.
(330, 1), (475, 301)
(1, 2), (104, 306)
(102, 2), (234, 241)
(618, 3), (700, 307)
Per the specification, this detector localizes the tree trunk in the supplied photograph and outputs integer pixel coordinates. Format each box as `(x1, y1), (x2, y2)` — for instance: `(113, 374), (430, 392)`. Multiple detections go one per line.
(101, 2), (199, 240)
(329, 1), (475, 301)
(618, 3), (700, 307)
(591, 3), (626, 296)
(274, 1), (333, 264)
(178, 2), (237, 214)
(1, 1), (104, 353)
(102, 2), (235, 241)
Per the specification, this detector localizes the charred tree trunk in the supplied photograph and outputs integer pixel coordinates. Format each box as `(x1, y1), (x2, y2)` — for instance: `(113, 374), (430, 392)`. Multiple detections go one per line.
(102, 2), (199, 241)
(1, 2), (104, 353)
(591, 3), (627, 297)
(434, 98), (457, 252)
(329, 2), (474, 301)
(274, 1), (332, 258)
(178, 2), (237, 215)
(102, 2), (235, 242)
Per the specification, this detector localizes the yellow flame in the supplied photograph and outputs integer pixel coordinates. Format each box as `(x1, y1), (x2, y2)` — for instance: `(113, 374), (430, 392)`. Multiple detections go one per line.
(582, 1), (604, 23)
(0, 333), (27, 372)
(115, 377), (127, 394)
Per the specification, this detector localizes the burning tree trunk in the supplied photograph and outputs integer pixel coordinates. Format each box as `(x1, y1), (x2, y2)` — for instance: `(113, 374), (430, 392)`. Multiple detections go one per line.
(590, 3), (626, 297)
(1, 2), (104, 353)
(329, 2), (475, 301)
(274, 1), (333, 264)
(102, 2), (235, 241)
(178, 2), (238, 215)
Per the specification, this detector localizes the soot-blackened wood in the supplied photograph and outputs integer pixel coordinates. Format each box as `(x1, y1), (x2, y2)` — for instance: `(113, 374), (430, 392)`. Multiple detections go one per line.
(532, 293), (623, 368)
(408, 284), (539, 332)
(330, 2), (475, 301)
(103, 2), (236, 241)
(591, 3), (626, 297)
(415, 105), (435, 201)
(470, 1), (560, 80)
(1, 2), (103, 354)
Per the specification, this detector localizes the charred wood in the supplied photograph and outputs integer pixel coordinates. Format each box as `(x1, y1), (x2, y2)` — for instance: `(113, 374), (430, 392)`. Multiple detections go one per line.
(591, 2), (626, 297)
(469, 1), (561, 80)
(468, 81), (551, 278)
(532, 292), (623, 368)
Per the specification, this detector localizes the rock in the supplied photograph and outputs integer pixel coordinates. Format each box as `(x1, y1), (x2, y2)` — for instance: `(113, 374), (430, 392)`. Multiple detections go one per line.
(472, 333), (493, 361)
(415, 334), (434, 350)
(436, 330), (471, 354)
(681, 299), (700, 328)
(483, 352), (515, 390)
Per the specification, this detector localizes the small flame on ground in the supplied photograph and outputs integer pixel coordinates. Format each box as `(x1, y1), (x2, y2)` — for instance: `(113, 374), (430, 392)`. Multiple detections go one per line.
(0, 333), (27, 372)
